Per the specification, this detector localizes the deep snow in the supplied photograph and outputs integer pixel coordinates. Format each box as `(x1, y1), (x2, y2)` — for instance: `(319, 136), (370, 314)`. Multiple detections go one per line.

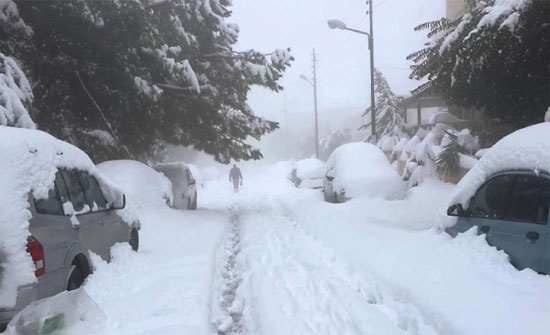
(5, 162), (550, 335)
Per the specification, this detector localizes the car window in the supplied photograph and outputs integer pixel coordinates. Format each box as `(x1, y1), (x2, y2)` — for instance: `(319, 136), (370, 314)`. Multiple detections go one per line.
(506, 175), (550, 224)
(78, 171), (108, 211)
(60, 169), (87, 212)
(469, 175), (513, 219)
(34, 172), (64, 215)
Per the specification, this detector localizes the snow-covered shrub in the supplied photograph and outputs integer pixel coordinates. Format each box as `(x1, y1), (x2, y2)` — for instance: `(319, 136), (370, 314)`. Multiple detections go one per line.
(0, 53), (34, 129)
(436, 132), (464, 178)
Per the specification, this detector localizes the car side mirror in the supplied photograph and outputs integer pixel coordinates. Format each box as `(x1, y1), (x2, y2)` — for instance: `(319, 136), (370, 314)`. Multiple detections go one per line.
(188, 180), (196, 186)
(111, 194), (126, 210)
(447, 203), (468, 217)
(326, 170), (335, 182)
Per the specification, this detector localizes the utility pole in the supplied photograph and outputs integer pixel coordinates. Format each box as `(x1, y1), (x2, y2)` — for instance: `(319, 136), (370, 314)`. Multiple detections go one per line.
(284, 91), (289, 159)
(367, 0), (376, 143)
(312, 48), (320, 159)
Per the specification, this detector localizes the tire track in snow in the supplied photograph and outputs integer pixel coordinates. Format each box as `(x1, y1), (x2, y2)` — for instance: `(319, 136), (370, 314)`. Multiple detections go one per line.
(212, 206), (245, 335)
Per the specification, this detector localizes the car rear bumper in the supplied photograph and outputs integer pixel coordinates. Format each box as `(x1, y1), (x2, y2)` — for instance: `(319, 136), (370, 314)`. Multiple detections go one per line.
(0, 284), (38, 329)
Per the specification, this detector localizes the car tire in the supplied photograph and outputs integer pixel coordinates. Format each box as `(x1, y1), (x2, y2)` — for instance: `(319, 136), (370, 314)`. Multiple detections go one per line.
(129, 229), (139, 252)
(67, 265), (85, 291)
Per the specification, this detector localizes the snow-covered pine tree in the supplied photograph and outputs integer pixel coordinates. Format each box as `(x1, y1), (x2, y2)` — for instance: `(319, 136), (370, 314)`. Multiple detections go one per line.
(12, 0), (293, 162)
(360, 68), (406, 144)
(408, 0), (550, 144)
(0, 0), (34, 129)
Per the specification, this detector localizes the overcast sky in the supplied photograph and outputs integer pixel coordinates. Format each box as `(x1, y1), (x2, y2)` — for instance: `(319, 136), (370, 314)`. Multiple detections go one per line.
(231, 0), (445, 131)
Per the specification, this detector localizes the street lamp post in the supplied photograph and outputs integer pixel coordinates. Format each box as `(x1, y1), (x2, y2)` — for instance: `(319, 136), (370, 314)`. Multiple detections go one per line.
(328, 2), (377, 142)
(300, 69), (320, 159)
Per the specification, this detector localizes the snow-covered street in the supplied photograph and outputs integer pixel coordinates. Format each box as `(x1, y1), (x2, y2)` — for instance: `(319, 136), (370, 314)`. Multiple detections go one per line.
(29, 166), (549, 335)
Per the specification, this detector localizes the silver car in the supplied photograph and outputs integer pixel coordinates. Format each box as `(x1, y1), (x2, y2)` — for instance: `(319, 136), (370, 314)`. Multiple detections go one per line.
(0, 169), (140, 330)
(153, 162), (198, 210)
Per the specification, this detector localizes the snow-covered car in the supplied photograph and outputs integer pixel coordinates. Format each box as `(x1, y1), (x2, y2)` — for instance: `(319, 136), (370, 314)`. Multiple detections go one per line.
(323, 142), (404, 203)
(97, 160), (174, 208)
(288, 158), (326, 189)
(444, 122), (550, 274)
(0, 127), (139, 330)
(153, 162), (198, 210)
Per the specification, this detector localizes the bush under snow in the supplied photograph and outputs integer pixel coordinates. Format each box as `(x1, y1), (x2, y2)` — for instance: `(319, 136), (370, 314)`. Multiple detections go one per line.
(326, 142), (404, 199)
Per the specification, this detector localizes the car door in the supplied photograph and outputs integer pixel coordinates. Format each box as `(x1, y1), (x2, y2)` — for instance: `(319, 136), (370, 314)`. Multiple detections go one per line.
(486, 173), (550, 272)
(29, 171), (73, 295)
(59, 169), (106, 258)
(456, 174), (514, 235)
(78, 171), (127, 258)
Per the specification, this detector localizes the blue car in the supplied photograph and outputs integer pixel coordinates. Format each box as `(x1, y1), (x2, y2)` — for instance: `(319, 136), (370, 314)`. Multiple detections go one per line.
(446, 170), (550, 274)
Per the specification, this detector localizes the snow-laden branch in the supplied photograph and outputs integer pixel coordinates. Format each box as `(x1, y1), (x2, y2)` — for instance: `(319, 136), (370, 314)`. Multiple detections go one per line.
(0, 53), (35, 129)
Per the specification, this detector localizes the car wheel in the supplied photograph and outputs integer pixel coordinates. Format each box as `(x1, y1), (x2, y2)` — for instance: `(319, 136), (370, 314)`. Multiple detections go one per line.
(67, 265), (85, 291)
(129, 229), (139, 252)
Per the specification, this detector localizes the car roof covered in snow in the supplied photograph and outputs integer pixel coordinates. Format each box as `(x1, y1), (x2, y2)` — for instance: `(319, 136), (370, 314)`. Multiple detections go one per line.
(295, 158), (325, 180)
(449, 122), (550, 208)
(97, 160), (173, 208)
(327, 142), (404, 199)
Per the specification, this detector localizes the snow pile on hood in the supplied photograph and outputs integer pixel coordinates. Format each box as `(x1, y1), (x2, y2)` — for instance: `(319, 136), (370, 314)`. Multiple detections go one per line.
(449, 122), (550, 209)
(327, 142), (404, 199)
(97, 160), (173, 209)
(0, 126), (131, 308)
(295, 158), (325, 180)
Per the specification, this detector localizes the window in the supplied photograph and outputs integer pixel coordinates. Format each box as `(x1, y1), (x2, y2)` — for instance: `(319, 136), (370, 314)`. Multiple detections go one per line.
(506, 175), (550, 224)
(78, 171), (108, 211)
(34, 172), (64, 215)
(60, 169), (87, 212)
(469, 175), (513, 219)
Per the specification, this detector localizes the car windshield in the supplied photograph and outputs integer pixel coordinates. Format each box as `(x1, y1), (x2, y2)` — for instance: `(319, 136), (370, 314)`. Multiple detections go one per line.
(2, 0), (549, 334)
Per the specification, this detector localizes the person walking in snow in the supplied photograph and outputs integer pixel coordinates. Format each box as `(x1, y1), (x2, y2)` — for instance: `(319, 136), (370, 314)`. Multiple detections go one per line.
(229, 164), (243, 192)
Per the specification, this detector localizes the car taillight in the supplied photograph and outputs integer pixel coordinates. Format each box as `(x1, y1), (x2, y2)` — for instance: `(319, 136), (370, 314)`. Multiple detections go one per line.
(26, 236), (45, 277)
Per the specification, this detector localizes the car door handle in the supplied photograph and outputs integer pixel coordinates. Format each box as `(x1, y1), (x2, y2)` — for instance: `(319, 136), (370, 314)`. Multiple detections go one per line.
(479, 225), (490, 234)
(526, 231), (539, 243)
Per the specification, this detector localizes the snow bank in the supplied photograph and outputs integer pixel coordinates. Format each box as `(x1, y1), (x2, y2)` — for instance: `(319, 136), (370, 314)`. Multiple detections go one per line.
(295, 158), (325, 180)
(5, 288), (106, 335)
(327, 142), (404, 199)
(0, 127), (128, 308)
(448, 122), (550, 210)
(97, 160), (173, 209)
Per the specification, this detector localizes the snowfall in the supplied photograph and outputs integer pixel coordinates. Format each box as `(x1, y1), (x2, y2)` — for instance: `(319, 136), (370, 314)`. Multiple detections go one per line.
(3, 154), (549, 335)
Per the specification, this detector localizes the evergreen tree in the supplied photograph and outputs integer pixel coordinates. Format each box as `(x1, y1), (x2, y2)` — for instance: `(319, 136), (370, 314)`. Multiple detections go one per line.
(360, 68), (406, 142)
(408, 0), (550, 143)
(0, 0), (34, 129)
(11, 0), (293, 163)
